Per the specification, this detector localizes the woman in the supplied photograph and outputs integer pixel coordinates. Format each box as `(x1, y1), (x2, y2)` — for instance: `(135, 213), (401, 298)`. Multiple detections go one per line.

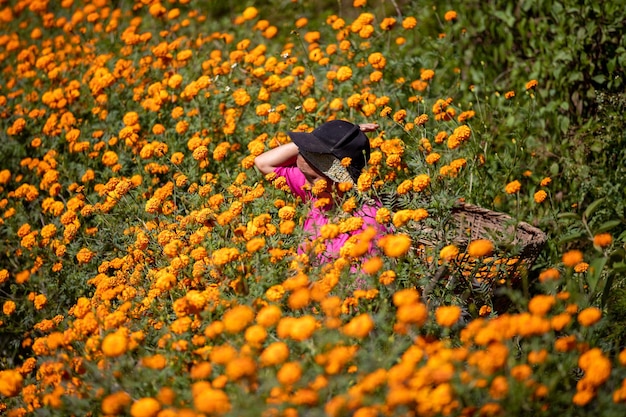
(254, 120), (384, 264)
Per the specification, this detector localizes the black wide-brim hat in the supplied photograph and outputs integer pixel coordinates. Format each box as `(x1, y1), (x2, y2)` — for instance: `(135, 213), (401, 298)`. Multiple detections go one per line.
(288, 120), (371, 183)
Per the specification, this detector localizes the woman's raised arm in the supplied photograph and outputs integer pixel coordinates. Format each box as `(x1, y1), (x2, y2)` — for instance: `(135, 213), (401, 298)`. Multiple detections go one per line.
(253, 142), (300, 175)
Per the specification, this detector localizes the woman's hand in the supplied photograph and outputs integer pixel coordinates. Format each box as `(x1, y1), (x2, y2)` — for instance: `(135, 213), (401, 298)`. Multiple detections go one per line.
(359, 123), (379, 133)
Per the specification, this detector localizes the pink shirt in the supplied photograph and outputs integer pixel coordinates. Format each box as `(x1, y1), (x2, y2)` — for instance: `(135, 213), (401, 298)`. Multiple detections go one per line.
(274, 166), (384, 263)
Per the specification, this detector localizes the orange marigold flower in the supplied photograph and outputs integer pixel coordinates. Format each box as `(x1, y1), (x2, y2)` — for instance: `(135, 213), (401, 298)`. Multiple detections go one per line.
(392, 109), (407, 123)
(393, 288), (420, 307)
(279, 220), (296, 234)
(574, 262), (589, 273)
(0, 370), (23, 397)
(380, 106), (392, 118)
(368, 52), (387, 69)
(246, 237), (265, 253)
(242, 6), (258, 20)
(444, 10), (458, 21)
(76, 247), (95, 264)
(375, 207), (391, 224)
(420, 69), (435, 81)
(396, 302), (428, 325)
(528, 349), (548, 364)
(101, 391), (132, 415)
(380, 17), (396, 31)
(362, 256), (383, 274)
(232, 88), (251, 106)
(167, 74), (183, 89)
(402, 16), (417, 30)
(123, 111), (139, 126)
(176, 50), (192, 62)
(34, 294), (47, 310)
(175, 120), (189, 134)
(534, 190), (548, 203)
(577, 307), (602, 327)
(578, 348), (611, 388)
(425, 153), (441, 165)
(256, 304), (282, 327)
(266, 284), (285, 302)
(288, 288), (311, 310)
(538, 268), (560, 283)
(3, 300), (16, 315)
(311, 178), (328, 195)
(277, 362), (302, 386)
(211, 247), (239, 266)
(505, 180), (521, 194)
(439, 245), (459, 262)
(190, 362), (213, 380)
(378, 234), (412, 257)
(479, 305), (492, 316)
(302, 97), (318, 113)
(593, 233), (612, 248)
(369, 70), (383, 83)
(511, 364), (532, 381)
(411, 79), (428, 91)
(336, 66), (353, 82)
(526, 79), (538, 90)
(357, 172), (373, 192)
(342, 313), (374, 338)
(572, 389), (594, 407)
(378, 270), (396, 285)
(551, 313), (571, 331)
(194, 386), (231, 414)
(102, 150), (119, 166)
(467, 239), (494, 257)
(562, 250), (583, 268)
(102, 331), (128, 358)
(540, 176), (552, 186)
(287, 315), (317, 341)
(457, 110), (476, 123)
(412, 174), (430, 192)
(489, 376), (509, 400)
(260, 341), (290, 366)
(225, 356), (256, 381)
(528, 295), (556, 316)
(435, 305), (462, 327)
(222, 305), (254, 333)
(142, 354), (167, 370)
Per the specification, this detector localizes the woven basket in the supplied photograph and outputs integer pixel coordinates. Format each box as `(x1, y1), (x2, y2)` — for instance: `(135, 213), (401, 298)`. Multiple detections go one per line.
(415, 202), (546, 263)
(416, 202), (548, 311)
(415, 202), (548, 288)
(447, 202), (546, 264)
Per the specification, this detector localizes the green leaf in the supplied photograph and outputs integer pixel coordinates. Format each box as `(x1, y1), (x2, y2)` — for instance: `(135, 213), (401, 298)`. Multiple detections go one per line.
(550, 162), (560, 176)
(553, 50), (572, 63)
(568, 71), (583, 82)
(612, 262), (626, 273)
(584, 198), (605, 220)
(493, 10), (515, 27)
(557, 231), (585, 245)
(595, 219), (623, 234)
(592, 74), (607, 84)
(588, 256), (608, 294)
(557, 212), (580, 221)
(559, 116), (570, 134)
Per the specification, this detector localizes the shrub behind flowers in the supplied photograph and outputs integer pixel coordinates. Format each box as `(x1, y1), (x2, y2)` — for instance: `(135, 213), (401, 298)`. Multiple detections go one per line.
(1, 1), (626, 416)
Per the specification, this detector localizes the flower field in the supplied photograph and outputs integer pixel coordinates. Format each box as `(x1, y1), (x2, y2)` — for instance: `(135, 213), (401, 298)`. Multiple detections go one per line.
(1, 0), (626, 416)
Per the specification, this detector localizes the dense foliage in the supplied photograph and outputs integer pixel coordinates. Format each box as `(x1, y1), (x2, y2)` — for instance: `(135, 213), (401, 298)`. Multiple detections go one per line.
(1, 0), (625, 416)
